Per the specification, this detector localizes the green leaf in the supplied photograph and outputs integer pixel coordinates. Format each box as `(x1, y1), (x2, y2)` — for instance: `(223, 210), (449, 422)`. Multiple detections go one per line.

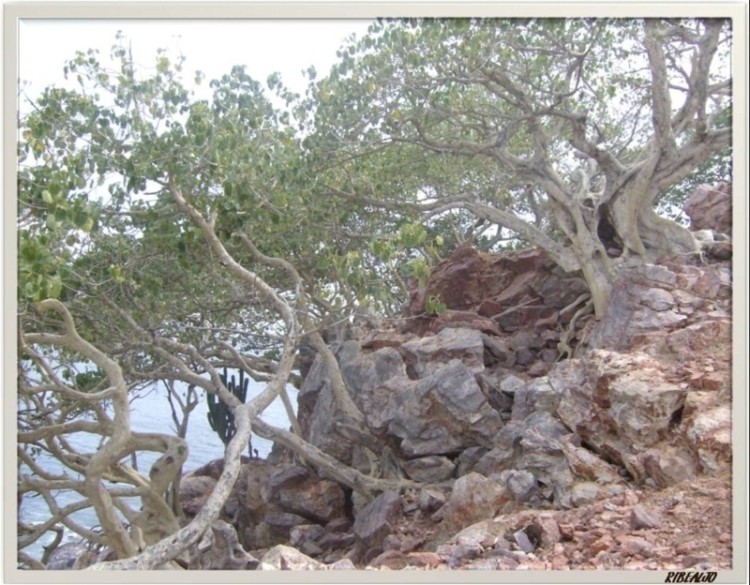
(47, 277), (63, 299)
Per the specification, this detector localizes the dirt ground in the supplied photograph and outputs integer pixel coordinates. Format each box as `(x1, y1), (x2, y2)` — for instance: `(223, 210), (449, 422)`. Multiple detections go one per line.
(369, 469), (735, 572)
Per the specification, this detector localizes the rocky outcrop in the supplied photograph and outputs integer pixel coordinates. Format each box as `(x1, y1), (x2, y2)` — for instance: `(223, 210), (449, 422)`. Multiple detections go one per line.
(405, 245), (589, 339)
(588, 261), (731, 351)
(41, 181), (734, 572)
(168, 183), (732, 572)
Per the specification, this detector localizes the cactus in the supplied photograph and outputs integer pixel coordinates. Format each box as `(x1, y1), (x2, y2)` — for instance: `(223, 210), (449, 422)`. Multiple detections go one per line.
(207, 368), (250, 454)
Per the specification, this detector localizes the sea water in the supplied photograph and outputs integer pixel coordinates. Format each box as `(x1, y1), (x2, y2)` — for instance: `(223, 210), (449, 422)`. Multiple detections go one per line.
(17, 381), (297, 562)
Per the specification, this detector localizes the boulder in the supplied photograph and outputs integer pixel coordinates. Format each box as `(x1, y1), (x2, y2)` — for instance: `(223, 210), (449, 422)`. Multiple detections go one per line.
(456, 445), (491, 477)
(179, 475), (217, 517)
(497, 469), (539, 503)
(683, 182), (732, 235)
(639, 287), (676, 311)
(559, 435), (623, 484)
(299, 342), (407, 465)
(289, 524), (325, 551)
(327, 557), (357, 570)
(384, 360), (503, 456)
(404, 245), (587, 337)
(277, 479), (346, 525)
(526, 513), (562, 549)
(401, 455), (456, 483)
(263, 511), (310, 541)
(352, 490), (402, 561)
(259, 544), (323, 570)
(685, 404), (731, 473)
(637, 445), (699, 488)
(630, 505), (663, 530)
(360, 330), (413, 350)
(401, 327), (485, 377)
(440, 472), (511, 533)
(340, 344), (407, 394)
(296, 347), (353, 464)
(511, 376), (561, 420)
(264, 465), (310, 491)
(264, 466), (347, 525)
(418, 487), (448, 513)
(473, 446), (516, 477)
(562, 481), (604, 508)
(482, 336), (517, 368)
(557, 351), (687, 461)
(436, 516), (513, 568)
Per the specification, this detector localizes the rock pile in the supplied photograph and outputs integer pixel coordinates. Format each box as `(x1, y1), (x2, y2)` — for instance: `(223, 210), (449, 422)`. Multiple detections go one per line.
(166, 184), (733, 571)
(46, 183), (734, 570)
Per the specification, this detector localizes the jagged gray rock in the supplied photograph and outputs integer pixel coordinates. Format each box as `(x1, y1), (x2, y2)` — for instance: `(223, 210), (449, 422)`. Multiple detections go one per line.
(176, 215), (732, 570)
(352, 490), (402, 560)
(401, 327), (485, 377)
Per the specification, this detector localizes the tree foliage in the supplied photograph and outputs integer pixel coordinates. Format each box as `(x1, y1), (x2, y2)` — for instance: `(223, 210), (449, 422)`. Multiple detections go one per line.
(16, 18), (732, 569)
(309, 17), (731, 315)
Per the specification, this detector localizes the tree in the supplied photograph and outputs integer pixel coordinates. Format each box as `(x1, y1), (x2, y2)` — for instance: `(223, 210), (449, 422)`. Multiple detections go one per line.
(17, 37), (415, 570)
(16, 17), (733, 569)
(308, 17), (732, 317)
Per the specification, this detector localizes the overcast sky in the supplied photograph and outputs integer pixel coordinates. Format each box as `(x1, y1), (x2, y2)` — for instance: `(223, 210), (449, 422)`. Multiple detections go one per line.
(18, 19), (374, 104)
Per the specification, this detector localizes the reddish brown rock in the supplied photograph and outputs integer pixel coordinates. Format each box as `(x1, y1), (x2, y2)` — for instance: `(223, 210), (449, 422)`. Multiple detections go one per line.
(179, 475), (217, 516)
(361, 330), (412, 350)
(274, 477), (347, 525)
(549, 553), (570, 569)
(589, 534), (615, 555)
(406, 551), (443, 568)
(618, 535), (654, 557)
(188, 458), (228, 481)
(528, 514), (562, 549)
(367, 549), (409, 569)
(441, 473), (510, 533)
(698, 372), (726, 392)
(429, 310), (503, 336)
(477, 298), (503, 318)
(404, 245), (587, 337)
(683, 182), (732, 235)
